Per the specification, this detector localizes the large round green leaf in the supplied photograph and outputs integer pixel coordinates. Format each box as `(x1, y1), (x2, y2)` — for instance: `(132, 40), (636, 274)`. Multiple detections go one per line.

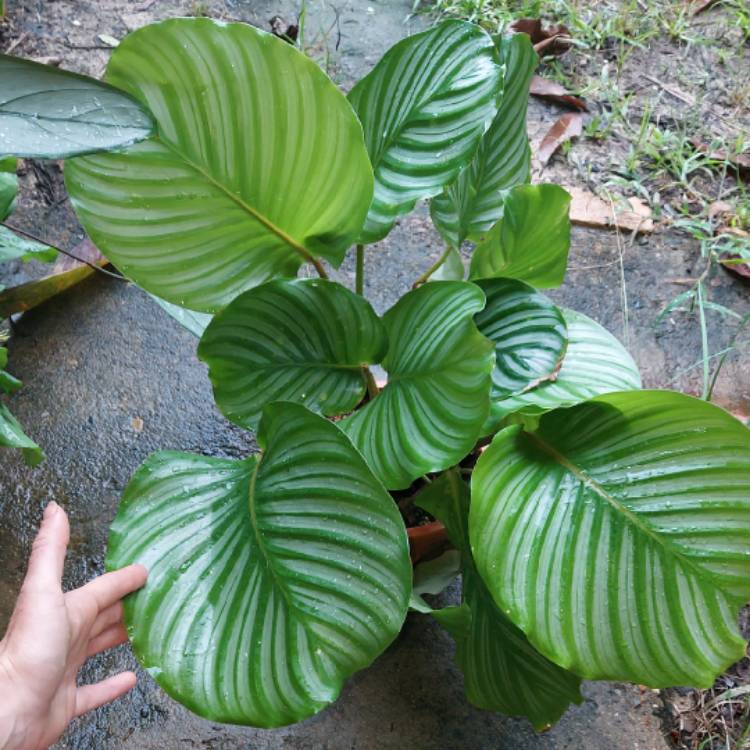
(485, 308), (641, 430)
(471, 391), (750, 688)
(474, 278), (567, 400)
(107, 402), (410, 727)
(65, 19), (373, 312)
(197, 279), (387, 429)
(342, 281), (494, 490)
(431, 33), (537, 249)
(0, 54), (154, 159)
(348, 20), (502, 244)
(418, 470), (582, 729)
(469, 183), (571, 288)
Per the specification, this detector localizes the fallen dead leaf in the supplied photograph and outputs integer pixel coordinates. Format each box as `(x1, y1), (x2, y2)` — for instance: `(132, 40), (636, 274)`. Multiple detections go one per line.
(708, 200), (733, 222)
(566, 186), (654, 233)
(690, 138), (750, 179)
(530, 75), (588, 111)
(536, 112), (584, 166)
(509, 18), (573, 56)
(0, 237), (108, 318)
(720, 255), (750, 279)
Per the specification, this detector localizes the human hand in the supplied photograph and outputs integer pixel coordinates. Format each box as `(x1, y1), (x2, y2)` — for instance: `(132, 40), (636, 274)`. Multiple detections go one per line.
(0, 501), (147, 750)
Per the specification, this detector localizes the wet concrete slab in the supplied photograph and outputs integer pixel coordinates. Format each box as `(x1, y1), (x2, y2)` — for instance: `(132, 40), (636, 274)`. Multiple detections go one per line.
(2, 0), (748, 748)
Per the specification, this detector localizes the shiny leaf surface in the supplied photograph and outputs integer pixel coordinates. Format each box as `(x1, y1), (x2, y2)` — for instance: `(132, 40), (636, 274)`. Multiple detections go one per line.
(66, 18), (373, 312)
(342, 282), (494, 489)
(107, 402), (411, 727)
(0, 54), (154, 159)
(431, 33), (537, 248)
(471, 391), (750, 687)
(198, 279), (387, 429)
(485, 308), (641, 430)
(418, 471), (582, 728)
(474, 278), (567, 400)
(469, 183), (571, 288)
(348, 20), (502, 244)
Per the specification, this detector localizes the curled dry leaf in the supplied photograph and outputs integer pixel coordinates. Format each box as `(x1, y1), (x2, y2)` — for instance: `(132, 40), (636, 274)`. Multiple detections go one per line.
(530, 75), (587, 111)
(535, 112), (584, 167)
(566, 187), (654, 234)
(508, 18), (573, 56)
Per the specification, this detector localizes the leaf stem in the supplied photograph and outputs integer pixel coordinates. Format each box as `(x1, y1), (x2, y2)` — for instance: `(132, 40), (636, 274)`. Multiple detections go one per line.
(363, 366), (379, 400)
(412, 246), (453, 289)
(355, 244), (365, 295)
(310, 255), (329, 279)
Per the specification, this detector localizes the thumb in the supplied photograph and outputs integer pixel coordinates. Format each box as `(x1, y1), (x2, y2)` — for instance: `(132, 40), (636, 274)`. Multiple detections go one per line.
(23, 502), (70, 592)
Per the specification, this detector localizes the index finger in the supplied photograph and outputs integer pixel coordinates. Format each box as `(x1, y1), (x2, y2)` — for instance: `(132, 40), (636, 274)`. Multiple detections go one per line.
(78, 564), (148, 611)
(24, 501), (70, 592)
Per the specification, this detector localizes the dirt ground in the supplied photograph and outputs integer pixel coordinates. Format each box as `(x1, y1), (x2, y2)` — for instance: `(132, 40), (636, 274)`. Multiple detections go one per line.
(0, 0), (748, 748)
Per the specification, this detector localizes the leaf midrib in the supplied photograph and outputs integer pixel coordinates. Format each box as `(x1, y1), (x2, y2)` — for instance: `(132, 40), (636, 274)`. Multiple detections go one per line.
(156, 136), (317, 269)
(524, 430), (725, 591)
(247, 453), (315, 634)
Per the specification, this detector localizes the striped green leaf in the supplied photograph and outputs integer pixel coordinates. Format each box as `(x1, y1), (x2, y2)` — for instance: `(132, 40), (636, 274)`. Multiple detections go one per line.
(107, 402), (410, 727)
(471, 391), (750, 688)
(431, 33), (537, 249)
(469, 184), (571, 288)
(484, 308), (641, 431)
(418, 471), (582, 729)
(342, 282), (494, 490)
(197, 279), (387, 430)
(0, 54), (153, 159)
(474, 278), (567, 400)
(65, 18), (373, 313)
(348, 20), (502, 244)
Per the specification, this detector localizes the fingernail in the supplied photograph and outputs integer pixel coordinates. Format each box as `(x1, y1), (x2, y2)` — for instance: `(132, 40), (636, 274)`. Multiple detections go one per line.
(44, 501), (59, 518)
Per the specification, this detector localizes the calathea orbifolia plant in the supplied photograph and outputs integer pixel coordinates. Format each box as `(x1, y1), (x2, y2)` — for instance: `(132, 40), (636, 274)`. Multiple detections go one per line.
(3, 16), (750, 731)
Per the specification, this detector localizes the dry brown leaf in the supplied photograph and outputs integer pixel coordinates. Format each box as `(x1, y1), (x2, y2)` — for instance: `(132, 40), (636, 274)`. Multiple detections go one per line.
(566, 186), (654, 233)
(530, 75), (588, 111)
(0, 237), (108, 318)
(536, 112), (584, 166)
(508, 18), (573, 56)
(720, 255), (750, 279)
(708, 200), (733, 222)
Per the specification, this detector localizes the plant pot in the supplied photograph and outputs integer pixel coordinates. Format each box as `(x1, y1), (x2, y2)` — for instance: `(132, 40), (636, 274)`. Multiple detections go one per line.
(407, 520), (449, 565)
